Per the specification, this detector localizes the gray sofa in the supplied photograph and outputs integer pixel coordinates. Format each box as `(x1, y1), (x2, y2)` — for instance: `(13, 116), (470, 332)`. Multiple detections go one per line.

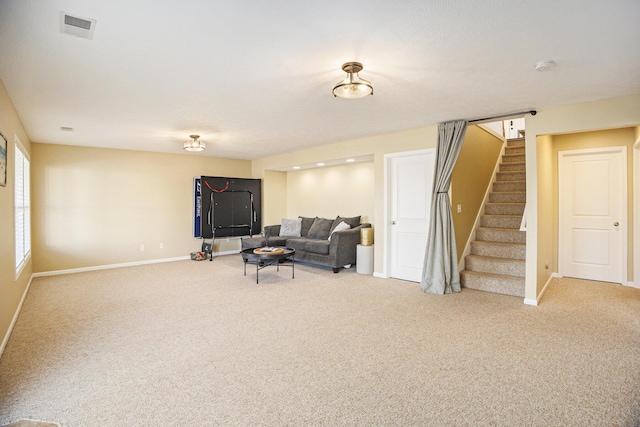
(245, 216), (371, 273)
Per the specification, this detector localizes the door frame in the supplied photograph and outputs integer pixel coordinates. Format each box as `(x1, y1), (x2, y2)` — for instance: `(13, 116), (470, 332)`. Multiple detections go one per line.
(558, 146), (628, 284)
(382, 148), (435, 279)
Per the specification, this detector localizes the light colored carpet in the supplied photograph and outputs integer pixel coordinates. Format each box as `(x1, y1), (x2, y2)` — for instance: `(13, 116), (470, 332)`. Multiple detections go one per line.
(1, 256), (639, 426)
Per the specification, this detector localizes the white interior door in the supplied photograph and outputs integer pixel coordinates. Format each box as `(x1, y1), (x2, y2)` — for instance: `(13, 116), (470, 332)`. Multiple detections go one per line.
(504, 118), (525, 139)
(388, 150), (436, 282)
(559, 147), (627, 284)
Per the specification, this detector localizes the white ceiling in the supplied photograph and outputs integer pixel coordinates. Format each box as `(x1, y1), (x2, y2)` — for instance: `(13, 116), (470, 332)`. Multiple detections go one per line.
(1, 0), (639, 160)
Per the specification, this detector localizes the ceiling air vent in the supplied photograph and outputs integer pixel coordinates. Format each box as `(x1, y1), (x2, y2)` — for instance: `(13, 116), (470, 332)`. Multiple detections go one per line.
(60, 12), (96, 39)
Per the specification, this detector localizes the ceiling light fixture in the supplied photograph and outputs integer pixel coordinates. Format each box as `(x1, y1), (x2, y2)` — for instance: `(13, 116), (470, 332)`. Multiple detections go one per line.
(184, 134), (205, 152)
(535, 60), (555, 72)
(333, 62), (373, 99)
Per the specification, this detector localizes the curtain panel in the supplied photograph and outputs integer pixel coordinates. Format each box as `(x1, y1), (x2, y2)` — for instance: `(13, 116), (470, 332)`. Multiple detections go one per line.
(421, 120), (468, 294)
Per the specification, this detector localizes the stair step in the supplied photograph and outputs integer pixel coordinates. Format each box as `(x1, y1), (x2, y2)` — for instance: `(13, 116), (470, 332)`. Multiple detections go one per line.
(465, 254), (525, 277)
(485, 203), (525, 215)
(493, 181), (526, 192)
(496, 171), (526, 181)
(506, 139), (525, 148)
(470, 240), (526, 260)
(477, 227), (526, 244)
(489, 192), (526, 203)
(500, 162), (525, 172)
(480, 215), (522, 229)
(460, 270), (525, 298)
(502, 154), (525, 163)
(504, 146), (525, 156)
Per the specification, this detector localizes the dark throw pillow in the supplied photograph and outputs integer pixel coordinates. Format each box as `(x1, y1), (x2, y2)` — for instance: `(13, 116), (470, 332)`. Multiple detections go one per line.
(299, 216), (316, 237)
(307, 217), (334, 240)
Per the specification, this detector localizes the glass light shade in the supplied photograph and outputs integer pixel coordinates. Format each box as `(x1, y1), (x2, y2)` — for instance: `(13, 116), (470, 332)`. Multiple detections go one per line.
(184, 135), (205, 152)
(333, 62), (373, 99)
(333, 73), (373, 99)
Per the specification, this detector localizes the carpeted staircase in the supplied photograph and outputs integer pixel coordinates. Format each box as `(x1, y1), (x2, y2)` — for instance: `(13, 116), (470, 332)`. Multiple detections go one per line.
(460, 137), (526, 297)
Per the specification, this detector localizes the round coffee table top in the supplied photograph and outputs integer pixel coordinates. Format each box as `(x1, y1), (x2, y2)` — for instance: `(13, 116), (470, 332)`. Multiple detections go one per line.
(241, 247), (294, 260)
(253, 247), (284, 255)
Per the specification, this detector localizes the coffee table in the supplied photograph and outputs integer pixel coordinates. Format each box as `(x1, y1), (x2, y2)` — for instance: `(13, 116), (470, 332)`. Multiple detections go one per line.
(241, 247), (295, 284)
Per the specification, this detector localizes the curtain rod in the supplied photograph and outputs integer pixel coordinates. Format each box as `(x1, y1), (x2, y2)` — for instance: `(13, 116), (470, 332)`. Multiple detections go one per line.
(468, 110), (537, 124)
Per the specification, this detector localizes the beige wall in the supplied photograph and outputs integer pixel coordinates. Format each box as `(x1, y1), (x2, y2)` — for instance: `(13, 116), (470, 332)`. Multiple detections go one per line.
(535, 134), (555, 291)
(0, 80), (32, 353)
(262, 170), (287, 228)
(526, 94), (640, 301)
(451, 125), (503, 260)
(549, 128), (635, 281)
(31, 143), (251, 272)
(286, 161), (374, 223)
(252, 126), (439, 275)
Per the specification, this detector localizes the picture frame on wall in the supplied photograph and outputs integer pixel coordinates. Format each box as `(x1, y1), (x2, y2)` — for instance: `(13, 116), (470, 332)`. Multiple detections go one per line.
(0, 131), (7, 187)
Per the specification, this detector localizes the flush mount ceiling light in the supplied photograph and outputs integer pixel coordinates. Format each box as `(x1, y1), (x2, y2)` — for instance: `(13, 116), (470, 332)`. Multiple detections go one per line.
(184, 134), (205, 152)
(535, 60), (555, 72)
(333, 62), (373, 99)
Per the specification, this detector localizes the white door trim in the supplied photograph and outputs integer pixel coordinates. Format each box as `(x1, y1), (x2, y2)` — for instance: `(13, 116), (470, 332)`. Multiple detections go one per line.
(558, 146), (627, 284)
(383, 149), (435, 279)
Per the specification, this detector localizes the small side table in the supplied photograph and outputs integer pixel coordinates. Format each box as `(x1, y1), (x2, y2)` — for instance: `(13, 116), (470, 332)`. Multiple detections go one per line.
(356, 244), (374, 275)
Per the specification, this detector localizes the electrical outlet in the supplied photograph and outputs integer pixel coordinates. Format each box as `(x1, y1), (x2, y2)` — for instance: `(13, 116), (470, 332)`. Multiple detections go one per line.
(140, 244), (145, 251)
(159, 243), (164, 249)
(457, 204), (462, 213)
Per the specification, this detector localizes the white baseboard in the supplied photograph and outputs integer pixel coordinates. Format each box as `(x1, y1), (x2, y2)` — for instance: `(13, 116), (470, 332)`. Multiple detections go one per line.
(373, 272), (387, 279)
(524, 273), (558, 306)
(0, 275), (34, 360)
(31, 251), (242, 278)
(624, 281), (639, 289)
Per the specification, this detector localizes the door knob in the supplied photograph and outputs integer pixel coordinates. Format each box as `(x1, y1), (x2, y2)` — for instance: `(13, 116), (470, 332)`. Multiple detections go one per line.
(614, 222), (619, 227)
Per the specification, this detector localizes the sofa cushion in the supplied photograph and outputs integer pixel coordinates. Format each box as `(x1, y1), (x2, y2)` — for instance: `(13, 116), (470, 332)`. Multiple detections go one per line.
(331, 215), (361, 232)
(305, 239), (330, 255)
(241, 236), (266, 249)
(266, 237), (288, 247)
(307, 217), (334, 240)
(279, 218), (302, 237)
(299, 216), (315, 237)
(286, 238), (308, 252)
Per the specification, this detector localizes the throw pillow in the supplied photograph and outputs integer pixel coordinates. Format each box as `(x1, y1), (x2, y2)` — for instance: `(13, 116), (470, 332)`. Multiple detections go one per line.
(331, 215), (361, 233)
(307, 217), (334, 240)
(279, 218), (302, 237)
(328, 221), (350, 241)
(299, 216), (316, 237)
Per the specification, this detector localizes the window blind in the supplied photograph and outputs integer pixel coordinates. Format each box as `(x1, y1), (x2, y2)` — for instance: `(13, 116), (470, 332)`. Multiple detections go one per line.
(15, 141), (30, 272)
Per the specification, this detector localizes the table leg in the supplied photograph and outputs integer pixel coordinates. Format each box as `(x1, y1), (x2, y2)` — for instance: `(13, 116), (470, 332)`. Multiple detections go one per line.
(256, 261), (259, 284)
